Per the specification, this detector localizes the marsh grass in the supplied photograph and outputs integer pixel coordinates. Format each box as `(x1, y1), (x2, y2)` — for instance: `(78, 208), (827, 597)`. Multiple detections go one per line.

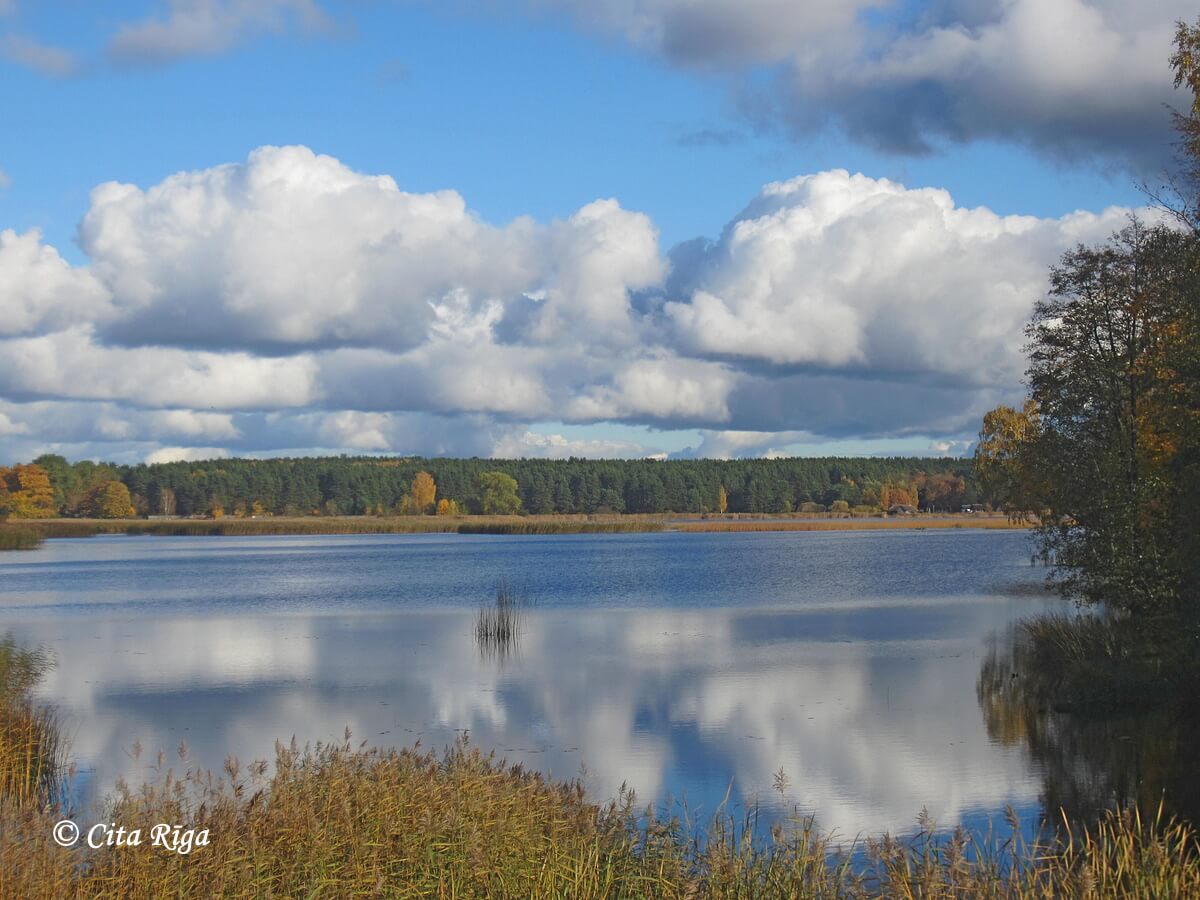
(0, 638), (67, 813)
(675, 516), (1025, 533)
(0, 525), (42, 551)
(1, 639), (1198, 897)
(26, 515), (663, 539)
(13, 513), (1020, 541)
(2, 640), (1199, 897)
(2, 732), (1198, 898)
(459, 518), (662, 534)
(1017, 612), (1188, 711)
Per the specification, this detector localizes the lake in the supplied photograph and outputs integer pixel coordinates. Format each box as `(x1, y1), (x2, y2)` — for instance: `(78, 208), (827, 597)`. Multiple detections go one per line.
(0, 529), (1073, 839)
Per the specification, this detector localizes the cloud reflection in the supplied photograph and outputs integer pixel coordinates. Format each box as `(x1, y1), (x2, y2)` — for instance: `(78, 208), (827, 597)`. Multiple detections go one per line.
(12, 595), (1055, 837)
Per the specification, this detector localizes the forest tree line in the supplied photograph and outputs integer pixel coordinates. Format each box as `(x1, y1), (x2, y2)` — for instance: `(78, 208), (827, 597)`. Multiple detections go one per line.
(1, 454), (982, 519)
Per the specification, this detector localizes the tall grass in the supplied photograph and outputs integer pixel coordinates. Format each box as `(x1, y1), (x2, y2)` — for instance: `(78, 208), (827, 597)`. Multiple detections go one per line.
(24, 515), (662, 539)
(14, 513), (1019, 540)
(676, 516), (1026, 533)
(0, 525), (42, 551)
(1017, 612), (1184, 710)
(0, 638), (67, 813)
(2, 637), (1199, 896)
(460, 519), (662, 534)
(2, 733), (1198, 898)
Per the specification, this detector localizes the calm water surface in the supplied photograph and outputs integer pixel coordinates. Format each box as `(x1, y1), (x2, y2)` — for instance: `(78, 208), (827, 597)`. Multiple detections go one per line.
(0, 529), (1064, 837)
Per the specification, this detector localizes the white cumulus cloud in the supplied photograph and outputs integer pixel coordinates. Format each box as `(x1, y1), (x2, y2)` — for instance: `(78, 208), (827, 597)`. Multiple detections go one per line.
(0, 229), (112, 336)
(0, 147), (1155, 462)
(664, 170), (1141, 385)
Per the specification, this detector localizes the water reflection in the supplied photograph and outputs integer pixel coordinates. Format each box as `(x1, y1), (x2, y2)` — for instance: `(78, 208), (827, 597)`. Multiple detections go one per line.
(7, 598), (1061, 839)
(977, 626), (1200, 830)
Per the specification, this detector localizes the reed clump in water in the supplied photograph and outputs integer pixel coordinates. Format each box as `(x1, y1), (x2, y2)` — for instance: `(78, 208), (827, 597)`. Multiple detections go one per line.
(0, 638), (67, 812)
(1016, 611), (1195, 711)
(0, 525), (42, 551)
(474, 582), (526, 660)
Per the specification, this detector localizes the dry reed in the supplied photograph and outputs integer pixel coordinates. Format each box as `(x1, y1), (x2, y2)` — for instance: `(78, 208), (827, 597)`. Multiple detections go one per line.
(2, 733), (1198, 898)
(0, 525), (43, 551)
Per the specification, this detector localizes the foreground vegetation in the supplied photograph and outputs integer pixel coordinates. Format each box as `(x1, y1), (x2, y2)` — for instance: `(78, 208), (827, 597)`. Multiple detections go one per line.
(1, 638), (1197, 898)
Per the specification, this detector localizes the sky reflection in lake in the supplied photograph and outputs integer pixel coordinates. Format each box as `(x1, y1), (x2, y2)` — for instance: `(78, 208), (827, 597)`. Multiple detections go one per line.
(0, 530), (1062, 838)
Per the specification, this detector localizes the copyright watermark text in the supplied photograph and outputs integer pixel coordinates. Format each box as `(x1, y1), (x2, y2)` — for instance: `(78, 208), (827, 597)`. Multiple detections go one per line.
(53, 820), (210, 855)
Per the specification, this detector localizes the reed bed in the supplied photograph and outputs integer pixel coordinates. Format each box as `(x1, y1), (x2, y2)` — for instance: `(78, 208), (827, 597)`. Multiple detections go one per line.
(0, 639), (67, 813)
(24, 515), (665, 539)
(675, 516), (1026, 533)
(2, 732), (1198, 899)
(0, 525), (43, 551)
(1, 638), (1198, 897)
(460, 518), (663, 534)
(14, 513), (1020, 542)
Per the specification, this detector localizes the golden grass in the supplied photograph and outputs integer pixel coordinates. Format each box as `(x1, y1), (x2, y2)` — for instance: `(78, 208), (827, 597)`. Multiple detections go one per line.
(1, 636), (1197, 897)
(0, 524), (43, 551)
(0, 639), (67, 813)
(16, 513), (1025, 541)
(2, 734), (1198, 899)
(674, 515), (1027, 533)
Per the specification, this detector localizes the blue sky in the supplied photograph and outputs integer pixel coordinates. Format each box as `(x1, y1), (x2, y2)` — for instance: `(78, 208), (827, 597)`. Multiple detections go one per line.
(0, 1), (1189, 463)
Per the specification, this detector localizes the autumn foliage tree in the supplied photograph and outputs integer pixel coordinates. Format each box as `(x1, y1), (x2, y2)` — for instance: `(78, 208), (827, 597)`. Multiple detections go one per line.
(973, 400), (1043, 516)
(83, 481), (136, 519)
(878, 483), (918, 510)
(0, 464), (55, 519)
(411, 472), (437, 514)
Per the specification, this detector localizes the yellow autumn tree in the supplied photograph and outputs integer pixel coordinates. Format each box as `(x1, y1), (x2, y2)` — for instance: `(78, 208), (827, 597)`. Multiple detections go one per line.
(717, 485), (728, 514)
(973, 400), (1043, 514)
(97, 481), (136, 519)
(436, 498), (461, 516)
(411, 471), (437, 514)
(0, 464), (56, 518)
(880, 484), (917, 509)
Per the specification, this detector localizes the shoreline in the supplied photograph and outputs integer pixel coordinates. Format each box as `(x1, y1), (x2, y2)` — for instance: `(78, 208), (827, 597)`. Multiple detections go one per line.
(7, 513), (1029, 541)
